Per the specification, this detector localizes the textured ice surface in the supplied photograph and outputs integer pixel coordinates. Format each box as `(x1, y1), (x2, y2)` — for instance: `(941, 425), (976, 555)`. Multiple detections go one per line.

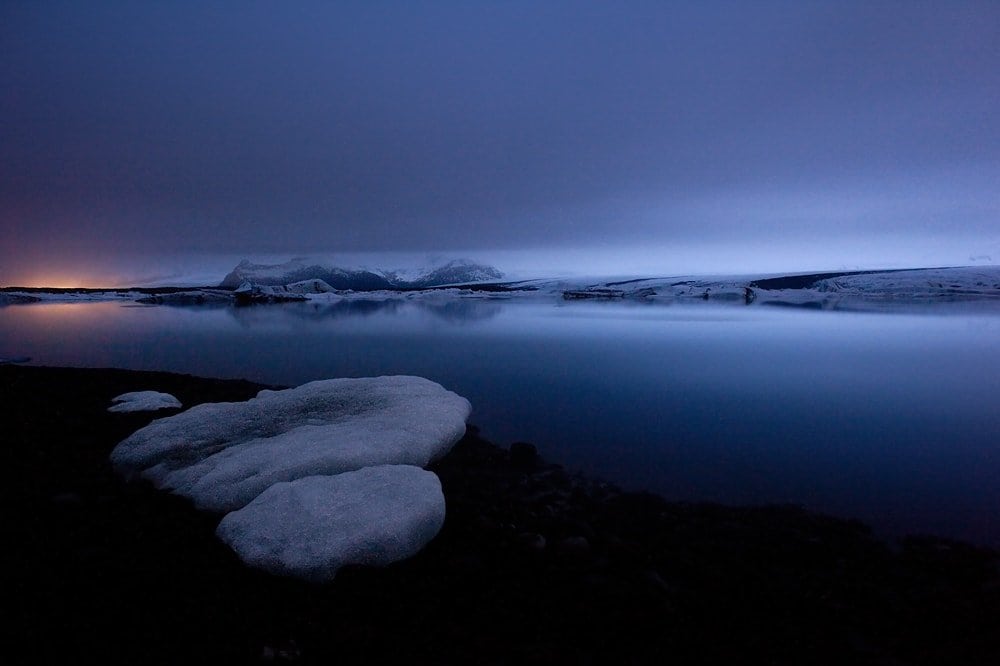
(108, 391), (182, 413)
(111, 376), (470, 512)
(111, 376), (469, 580)
(747, 266), (1000, 311)
(216, 465), (445, 582)
(810, 267), (1000, 298)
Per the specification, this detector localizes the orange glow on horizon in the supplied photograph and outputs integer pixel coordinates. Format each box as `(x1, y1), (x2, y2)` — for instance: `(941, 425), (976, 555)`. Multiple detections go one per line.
(7, 260), (149, 288)
(13, 272), (116, 289)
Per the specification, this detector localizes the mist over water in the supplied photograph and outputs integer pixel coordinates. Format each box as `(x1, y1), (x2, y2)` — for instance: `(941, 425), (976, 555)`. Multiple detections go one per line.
(3, 299), (998, 547)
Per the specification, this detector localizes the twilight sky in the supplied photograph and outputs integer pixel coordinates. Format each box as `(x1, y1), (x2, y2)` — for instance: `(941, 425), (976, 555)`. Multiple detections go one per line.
(2, 1), (998, 286)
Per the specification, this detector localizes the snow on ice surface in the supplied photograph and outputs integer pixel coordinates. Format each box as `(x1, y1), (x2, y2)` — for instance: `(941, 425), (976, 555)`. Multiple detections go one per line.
(747, 266), (1000, 311)
(811, 267), (1000, 298)
(111, 376), (471, 512)
(111, 376), (470, 580)
(548, 266), (1000, 307)
(283, 279), (337, 294)
(234, 279), (335, 297)
(216, 465), (445, 582)
(108, 391), (182, 413)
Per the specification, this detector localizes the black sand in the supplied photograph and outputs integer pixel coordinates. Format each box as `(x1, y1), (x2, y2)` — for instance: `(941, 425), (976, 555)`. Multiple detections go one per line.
(5, 365), (998, 664)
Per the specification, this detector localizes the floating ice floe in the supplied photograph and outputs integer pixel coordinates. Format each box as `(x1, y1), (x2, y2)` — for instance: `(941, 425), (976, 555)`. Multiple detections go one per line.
(746, 266), (1000, 311)
(135, 289), (233, 305)
(108, 391), (182, 413)
(217, 465), (445, 582)
(810, 266), (1000, 299)
(111, 376), (471, 581)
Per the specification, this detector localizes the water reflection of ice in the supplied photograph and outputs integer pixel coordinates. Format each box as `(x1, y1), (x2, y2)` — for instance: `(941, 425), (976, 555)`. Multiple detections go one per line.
(226, 298), (503, 327)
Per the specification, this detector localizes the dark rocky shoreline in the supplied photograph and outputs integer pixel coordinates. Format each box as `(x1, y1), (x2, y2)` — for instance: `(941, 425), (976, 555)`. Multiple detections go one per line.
(5, 365), (998, 664)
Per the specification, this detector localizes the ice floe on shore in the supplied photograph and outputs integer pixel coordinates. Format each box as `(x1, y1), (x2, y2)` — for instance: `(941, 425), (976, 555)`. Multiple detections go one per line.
(110, 376), (471, 580)
(217, 465), (446, 582)
(108, 391), (182, 413)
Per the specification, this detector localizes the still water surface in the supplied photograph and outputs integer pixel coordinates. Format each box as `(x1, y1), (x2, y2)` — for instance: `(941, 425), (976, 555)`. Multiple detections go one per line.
(2, 298), (998, 546)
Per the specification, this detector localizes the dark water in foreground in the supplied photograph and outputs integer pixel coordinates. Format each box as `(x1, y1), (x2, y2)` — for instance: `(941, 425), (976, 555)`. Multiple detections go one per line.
(2, 298), (998, 547)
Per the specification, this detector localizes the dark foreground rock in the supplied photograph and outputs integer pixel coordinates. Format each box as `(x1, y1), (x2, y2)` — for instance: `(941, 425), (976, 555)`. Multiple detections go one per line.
(4, 365), (998, 665)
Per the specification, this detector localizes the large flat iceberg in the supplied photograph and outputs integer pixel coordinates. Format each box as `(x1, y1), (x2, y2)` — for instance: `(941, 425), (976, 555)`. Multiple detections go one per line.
(110, 375), (471, 581)
(111, 376), (471, 512)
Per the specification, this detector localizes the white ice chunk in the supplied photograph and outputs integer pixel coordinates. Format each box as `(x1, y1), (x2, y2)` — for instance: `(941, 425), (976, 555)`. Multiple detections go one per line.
(216, 465), (445, 582)
(283, 279), (336, 294)
(110, 376), (471, 512)
(108, 391), (182, 413)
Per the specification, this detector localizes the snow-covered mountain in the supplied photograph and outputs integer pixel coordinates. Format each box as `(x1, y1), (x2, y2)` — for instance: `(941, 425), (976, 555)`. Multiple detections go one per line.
(219, 258), (503, 291)
(389, 260), (505, 288)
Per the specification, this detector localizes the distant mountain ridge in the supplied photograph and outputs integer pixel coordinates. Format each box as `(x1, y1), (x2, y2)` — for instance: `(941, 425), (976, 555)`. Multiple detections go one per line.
(219, 258), (503, 291)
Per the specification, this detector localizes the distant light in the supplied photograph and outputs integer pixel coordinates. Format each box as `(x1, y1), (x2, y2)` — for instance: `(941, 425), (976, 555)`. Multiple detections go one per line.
(21, 275), (96, 289)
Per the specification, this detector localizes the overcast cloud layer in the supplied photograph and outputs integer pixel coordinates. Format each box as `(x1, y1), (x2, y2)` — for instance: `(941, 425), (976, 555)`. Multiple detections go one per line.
(2, 1), (998, 285)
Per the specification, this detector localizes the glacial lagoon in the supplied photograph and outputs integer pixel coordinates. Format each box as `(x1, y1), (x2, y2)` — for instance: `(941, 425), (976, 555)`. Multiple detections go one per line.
(2, 297), (998, 547)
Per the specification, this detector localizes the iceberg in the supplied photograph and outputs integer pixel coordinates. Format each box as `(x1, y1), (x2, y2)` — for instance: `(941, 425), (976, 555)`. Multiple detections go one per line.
(108, 391), (182, 413)
(111, 375), (470, 581)
(219, 257), (504, 290)
(216, 465), (445, 582)
(111, 376), (471, 512)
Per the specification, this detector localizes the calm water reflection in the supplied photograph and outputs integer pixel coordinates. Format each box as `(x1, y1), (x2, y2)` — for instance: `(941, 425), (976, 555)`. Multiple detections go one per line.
(3, 298), (998, 546)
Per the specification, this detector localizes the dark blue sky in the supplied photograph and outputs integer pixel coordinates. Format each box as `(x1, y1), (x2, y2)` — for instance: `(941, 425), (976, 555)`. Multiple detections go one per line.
(2, 1), (998, 285)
